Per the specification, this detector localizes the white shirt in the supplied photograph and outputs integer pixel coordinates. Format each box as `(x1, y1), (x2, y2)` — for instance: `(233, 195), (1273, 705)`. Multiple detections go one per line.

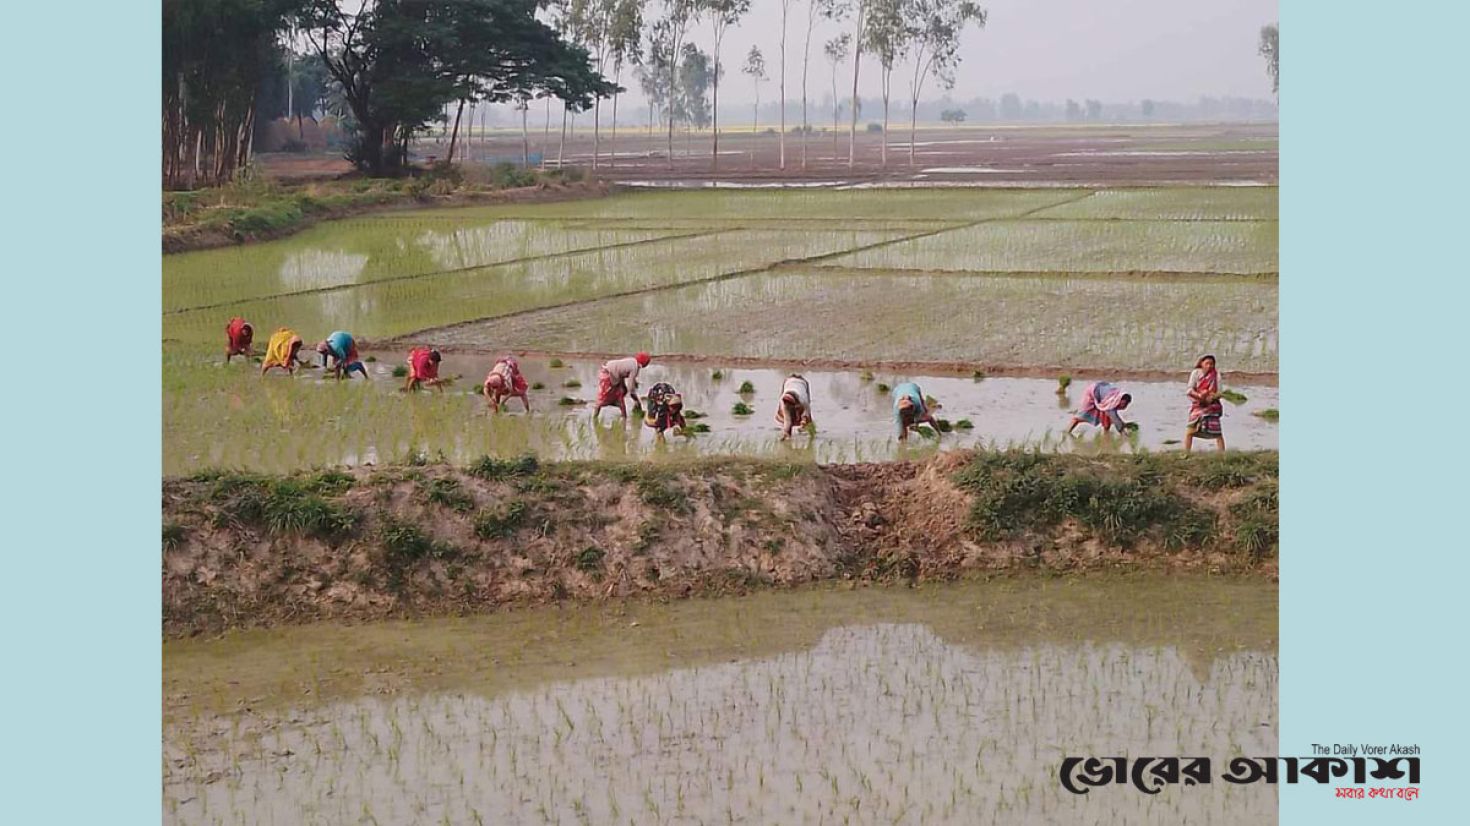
(781, 376), (811, 409)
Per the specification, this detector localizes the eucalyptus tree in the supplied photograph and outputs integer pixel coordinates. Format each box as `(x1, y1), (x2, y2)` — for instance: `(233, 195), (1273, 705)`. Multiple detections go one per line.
(742, 45), (767, 164)
(1259, 24), (1278, 97)
(602, 0), (643, 167)
(904, 0), (984, 167)
(698, 0), (751, 171)
(652, 0), (698, 167)
(864, 0), (910, 168)
(822, 33), (850, 158)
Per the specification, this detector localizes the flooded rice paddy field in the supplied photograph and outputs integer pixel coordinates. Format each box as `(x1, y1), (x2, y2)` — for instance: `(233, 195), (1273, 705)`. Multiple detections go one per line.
(163, 186), (1277, 472)
(164, 352), (1277, 474)
(441, 271), (1277, 374)
(164, 577), (1278, 825)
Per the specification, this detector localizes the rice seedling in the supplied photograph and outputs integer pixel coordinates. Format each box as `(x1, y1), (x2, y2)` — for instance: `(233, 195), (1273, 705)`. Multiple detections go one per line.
(682, 409), (706, 419)
(561, 379), (582, 388)
(971, 370), (986, 381)
(1057, 375), (1072, 394)
(531, 382), (546, 390)
(549, 358), (565, 368)
(732, 402), (754, 416)
(558, 397), (585, 406)
(737, 381), (756, 395)
(1219, 389), (1248, 404)
(953, 419), (974, 430)
(365, 355), (377, 363)
(391, 365), (409, 378)
(859, 370), (874, 382)
(711, 370), (724, 380)
(875, 383), (891, 394)
(1253, 408), (1278, 421)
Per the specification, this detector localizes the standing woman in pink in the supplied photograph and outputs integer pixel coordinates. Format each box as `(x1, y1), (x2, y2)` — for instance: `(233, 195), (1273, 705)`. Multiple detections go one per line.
(593, 352), (650, 419)
(1184, 354), (1226, 453)
(483, 355), (531, 412)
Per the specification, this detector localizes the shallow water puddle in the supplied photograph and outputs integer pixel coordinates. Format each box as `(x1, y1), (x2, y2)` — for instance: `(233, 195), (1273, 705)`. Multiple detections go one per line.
(166, 352), (1276, 473)
(164, 578), (1277, 825)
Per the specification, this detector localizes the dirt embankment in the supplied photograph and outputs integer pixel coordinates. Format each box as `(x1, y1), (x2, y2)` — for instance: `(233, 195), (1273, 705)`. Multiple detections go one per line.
(163, 179), (613, 255)
(162, 451), (1278, 637)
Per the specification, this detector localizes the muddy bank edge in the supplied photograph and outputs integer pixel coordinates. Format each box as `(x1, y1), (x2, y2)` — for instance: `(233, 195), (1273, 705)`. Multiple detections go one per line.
(162, 451), (1278, 636)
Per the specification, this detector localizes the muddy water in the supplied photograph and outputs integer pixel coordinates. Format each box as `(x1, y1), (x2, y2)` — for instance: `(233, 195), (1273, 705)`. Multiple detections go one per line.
(164, 352), (1277, 473)
(164, 577), (1277, 825)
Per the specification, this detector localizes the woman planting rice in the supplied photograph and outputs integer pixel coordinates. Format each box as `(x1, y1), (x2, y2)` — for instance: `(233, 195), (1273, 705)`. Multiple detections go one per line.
(593, 352), (650, 419)
(643, 382), (687, 439)
(316, 330), (368, 380)
(224, 317), (255, 363)
(774, 374), (814, 440)
(403, 347), (445, 393)
(1067, 381), (1133, 435)
(259, 328), (305, 376)
(893, 382), (941, 442)
(1184, 354), (1226, 453)
(483, 355), (530, 412)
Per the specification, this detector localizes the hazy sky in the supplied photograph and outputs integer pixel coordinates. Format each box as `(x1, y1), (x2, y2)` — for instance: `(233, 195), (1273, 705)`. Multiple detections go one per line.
(656, 0), (1278, 105)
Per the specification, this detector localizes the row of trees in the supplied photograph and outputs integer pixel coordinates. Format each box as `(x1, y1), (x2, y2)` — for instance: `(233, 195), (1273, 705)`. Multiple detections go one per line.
(618, 0), (985, 172)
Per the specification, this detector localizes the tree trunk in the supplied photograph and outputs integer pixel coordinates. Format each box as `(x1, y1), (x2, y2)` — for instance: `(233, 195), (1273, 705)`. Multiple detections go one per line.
(446, 99), (465, 165)
(667, 48), (677, 169)
(711, 53), (721, 172)
(910, 98), (918, 168)
(848, 39), (862, 168)
(831, 76), (839, 158)
(881, 87), (888, 169)
(779, 9), (787, 169)
(593, 97), (601, 170)
(751, 90), (759, 168)
(542, 99), (551, 170)
(610, 86), (619, 169)
(521, 105), (530, 166)
(558, 105), (568, 169)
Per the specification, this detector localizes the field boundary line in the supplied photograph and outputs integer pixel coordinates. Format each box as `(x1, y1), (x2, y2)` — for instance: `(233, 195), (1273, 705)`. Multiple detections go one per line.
(790, 265), (1280, 281)
(380, 191), (1098, 345)
(164, 228), (733, 316)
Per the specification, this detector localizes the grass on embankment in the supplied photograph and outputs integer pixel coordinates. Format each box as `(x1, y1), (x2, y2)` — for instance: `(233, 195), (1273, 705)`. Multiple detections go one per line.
(161, 450), (1278, 636)
(163, 163), (595, 253)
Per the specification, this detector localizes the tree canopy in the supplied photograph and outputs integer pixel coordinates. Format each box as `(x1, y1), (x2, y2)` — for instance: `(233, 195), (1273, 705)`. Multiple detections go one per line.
(303, 0), (614, 175)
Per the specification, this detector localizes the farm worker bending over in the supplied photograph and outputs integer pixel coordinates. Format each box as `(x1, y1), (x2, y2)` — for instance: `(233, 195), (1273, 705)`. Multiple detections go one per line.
(893, 382), (940, 441)
(775, 374), (814, 440)
(483, 355), (530, 412)
(224, 317), (255, 363)
(1184, 354), (1226, 454)
(1067, 381), (1133, 435)
(404, 347), (445, 392)
(317, 330), (368, 380)
(643, 382), (687, 439)
(594, 352), (651, 419)
(259, 328), (306, 376)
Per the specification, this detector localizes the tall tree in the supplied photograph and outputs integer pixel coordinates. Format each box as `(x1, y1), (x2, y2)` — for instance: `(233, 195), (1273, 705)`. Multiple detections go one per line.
(864, 0), (910, 169)
(799, 0), (827, 168)
(698, 0), (750, 171)
(675, 44), (715, 130)
(843, 0), (870, 168)
(742, 45), (767, 165)
(904, 0), (984, 167)
(823, 34), (850, 159)
(1259, 24), (1279, 97)
(602, 0), (643, 168)
(777, 0), (798, 169)
(652, 0), (697, 167)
